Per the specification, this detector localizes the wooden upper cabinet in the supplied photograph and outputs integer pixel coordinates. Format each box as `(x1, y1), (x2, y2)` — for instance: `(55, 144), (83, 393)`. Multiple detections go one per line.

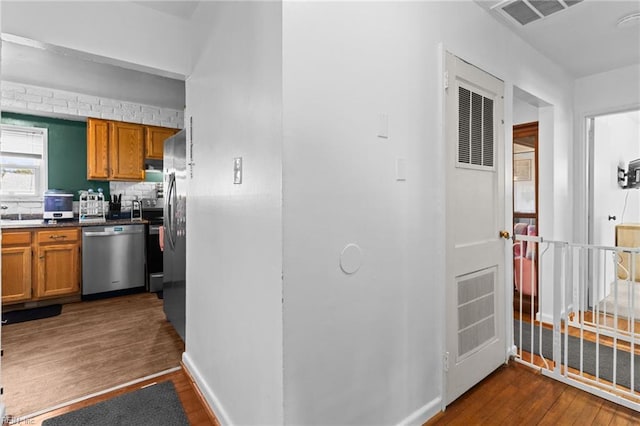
(110, 122), (145, 181)
(87, 118), (110, 180)
(145, 126), (177, 160)
(87, 118), (179, 181)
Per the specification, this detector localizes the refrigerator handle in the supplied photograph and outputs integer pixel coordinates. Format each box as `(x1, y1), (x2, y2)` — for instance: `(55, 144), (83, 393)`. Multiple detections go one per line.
(165, 172), (177, 250)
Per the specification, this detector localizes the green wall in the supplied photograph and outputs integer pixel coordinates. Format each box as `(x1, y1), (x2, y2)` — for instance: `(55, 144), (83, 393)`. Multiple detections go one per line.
(1, 112), (110, 200)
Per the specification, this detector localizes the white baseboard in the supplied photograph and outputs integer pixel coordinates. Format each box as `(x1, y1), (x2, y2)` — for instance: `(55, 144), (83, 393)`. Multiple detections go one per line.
(535, 307), (573, 325)
(508, 344), (518, 357)
(182, 352), (233, 426)
(395, 396), (442, 426)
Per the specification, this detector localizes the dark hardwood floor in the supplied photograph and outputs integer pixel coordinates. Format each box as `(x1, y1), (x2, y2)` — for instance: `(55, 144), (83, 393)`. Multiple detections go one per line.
(7, 296), (638, 425)
(2, 292), (184, 418)
(426, 363), (639, 425)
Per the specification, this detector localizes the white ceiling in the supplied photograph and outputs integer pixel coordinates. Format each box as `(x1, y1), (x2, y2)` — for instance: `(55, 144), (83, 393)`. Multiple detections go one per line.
(134, 0), (639, 79)
(473, 0), (640, 78)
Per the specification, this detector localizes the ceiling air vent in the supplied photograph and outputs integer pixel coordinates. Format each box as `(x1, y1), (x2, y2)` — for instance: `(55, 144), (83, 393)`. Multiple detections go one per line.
(494, 0), (583, 26)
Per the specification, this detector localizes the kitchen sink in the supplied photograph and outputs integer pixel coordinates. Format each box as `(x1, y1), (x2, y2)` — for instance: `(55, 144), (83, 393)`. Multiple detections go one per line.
(0, 219), (45, 226)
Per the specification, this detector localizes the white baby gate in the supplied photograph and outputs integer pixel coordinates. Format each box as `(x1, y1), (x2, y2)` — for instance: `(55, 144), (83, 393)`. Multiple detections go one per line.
(513, 233), (640, 412)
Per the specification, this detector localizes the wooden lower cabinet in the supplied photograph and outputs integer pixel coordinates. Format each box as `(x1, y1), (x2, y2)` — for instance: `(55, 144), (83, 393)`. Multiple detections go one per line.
(36, 243), (80, 298)
(1, 231), (32, 304)
(2, 227), (81, 305)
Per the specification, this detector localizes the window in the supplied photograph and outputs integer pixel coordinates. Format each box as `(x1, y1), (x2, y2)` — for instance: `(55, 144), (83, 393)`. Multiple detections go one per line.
(1, 124), (48, 201)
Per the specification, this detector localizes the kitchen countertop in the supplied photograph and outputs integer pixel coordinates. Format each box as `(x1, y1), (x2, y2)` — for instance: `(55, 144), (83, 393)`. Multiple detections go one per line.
(1, 218), (148, 230)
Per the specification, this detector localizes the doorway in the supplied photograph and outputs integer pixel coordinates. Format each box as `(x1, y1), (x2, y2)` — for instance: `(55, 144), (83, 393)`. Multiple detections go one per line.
(588, 108), (640, 309)
(513, 121), (539, 311)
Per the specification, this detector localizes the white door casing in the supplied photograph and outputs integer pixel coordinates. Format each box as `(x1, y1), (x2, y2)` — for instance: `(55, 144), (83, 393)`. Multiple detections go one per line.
(444, 52), (507, 405)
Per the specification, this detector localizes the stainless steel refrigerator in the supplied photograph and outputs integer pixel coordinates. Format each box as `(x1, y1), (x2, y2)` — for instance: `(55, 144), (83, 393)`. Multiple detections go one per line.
(163, 129), (186, 340)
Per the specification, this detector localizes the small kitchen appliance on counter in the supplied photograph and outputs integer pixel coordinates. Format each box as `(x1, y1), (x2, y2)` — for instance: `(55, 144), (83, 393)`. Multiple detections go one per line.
(131, 200), (142, 221)
(43, 190), (74, 220)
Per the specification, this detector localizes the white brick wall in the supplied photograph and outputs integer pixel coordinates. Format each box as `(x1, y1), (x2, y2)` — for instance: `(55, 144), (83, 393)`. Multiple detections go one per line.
(1, 81), (184, 129)
(0, 200), (45, 216)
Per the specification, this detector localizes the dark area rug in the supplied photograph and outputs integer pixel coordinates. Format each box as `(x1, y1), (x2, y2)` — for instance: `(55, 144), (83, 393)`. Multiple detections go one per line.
(42, 381), (189, 426)
(515, 319), (640, 391)
(2, 305), (62, 325)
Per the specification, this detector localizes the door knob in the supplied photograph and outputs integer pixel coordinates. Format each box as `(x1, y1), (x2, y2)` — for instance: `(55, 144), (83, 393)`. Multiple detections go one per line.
(499, 230), (511, 239)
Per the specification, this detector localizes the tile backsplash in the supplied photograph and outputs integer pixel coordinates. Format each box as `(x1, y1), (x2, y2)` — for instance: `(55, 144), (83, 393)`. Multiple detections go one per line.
(0, 200), (44, 216)
(1, 181), (163, 217)
(109, 181), (162, 207)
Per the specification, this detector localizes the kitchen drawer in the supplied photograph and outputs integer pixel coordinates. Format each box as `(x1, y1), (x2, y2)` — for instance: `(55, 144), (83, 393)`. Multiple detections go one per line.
(37, 228), (79, 244)
(2, 231), (31, 246)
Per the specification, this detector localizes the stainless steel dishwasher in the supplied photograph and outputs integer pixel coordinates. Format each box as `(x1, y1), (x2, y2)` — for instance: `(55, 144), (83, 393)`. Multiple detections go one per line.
(82, 224), (146, 297)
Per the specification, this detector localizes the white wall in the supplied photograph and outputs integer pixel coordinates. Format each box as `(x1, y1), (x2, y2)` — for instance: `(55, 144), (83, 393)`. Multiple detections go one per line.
(1, 1), (189, 77)
(514, 97), (539, 125)
(574, 64), (640, 244)
(183, 2), (283, 425)
(281, 2), (573, 424)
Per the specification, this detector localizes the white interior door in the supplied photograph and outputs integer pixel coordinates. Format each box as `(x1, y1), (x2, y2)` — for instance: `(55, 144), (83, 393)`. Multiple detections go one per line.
(445, 52), (507, 404)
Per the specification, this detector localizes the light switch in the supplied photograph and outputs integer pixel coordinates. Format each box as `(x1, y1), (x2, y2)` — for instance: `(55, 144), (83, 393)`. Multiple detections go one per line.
(234, 157), (242, 184)
(396, 158), (407, 181)
(377, 113), (389, 139)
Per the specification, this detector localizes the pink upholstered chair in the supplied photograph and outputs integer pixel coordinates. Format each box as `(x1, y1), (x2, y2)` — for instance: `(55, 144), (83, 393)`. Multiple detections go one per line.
(513, 223), (528, 257)
(513, 223), (537, 296)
